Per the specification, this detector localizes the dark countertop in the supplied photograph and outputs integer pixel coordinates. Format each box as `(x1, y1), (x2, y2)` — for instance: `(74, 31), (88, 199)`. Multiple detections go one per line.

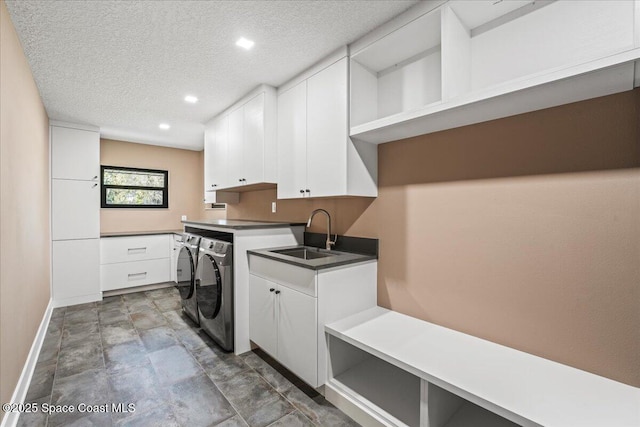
(100, 229), (183, 238)
(248, 245), (377, 271)
(182, 219), (305, 230)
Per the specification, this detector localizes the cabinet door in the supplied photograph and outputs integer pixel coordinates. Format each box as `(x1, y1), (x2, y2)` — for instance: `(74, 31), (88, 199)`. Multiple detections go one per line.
(276, 81), (307, 199)
(243, 93), (265, 185)
(52, 239), (100, 302)
(204, 121), (216, 193)
(306, 58), (348, 197)
(278, 286), (317, 387)
(249, 274), (278, 358)
(212, 115), (230, 189)
(51, 126), (100, 181)
(52, 179), (100, 240)
(227, 107), (244, 186)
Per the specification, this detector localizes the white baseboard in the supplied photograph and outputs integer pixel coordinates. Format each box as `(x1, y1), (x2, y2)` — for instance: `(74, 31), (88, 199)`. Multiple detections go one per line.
(52, 292), (101, 308)
(1, 299), (53, 427)
(325, 380), (391, 427)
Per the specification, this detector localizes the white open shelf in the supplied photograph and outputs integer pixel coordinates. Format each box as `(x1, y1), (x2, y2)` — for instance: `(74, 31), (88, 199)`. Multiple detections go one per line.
(325, 307), (640, 427)
(349, 0), (640, 144)
(351, 8), (443, 127)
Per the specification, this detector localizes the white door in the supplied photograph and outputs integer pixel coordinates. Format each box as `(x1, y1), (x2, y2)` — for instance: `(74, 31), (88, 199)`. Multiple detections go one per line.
(277, 286), (317, 387)
(276, 81), (307, 199)
(243, 93), (265, 185)
(51, 126), (100, 181)
(52, 179), (100, 240)
(227, 107), (244, 186)
(212, 115), (229, 189)
(52, 239), (100, 302)
(306, 58), (348, 198)
(249, 274), (278, 358)
(204, 122), (216, 193)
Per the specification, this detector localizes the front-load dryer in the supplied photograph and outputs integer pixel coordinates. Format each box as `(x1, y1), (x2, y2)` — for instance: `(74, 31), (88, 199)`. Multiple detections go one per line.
(175, 233), (201, 325)
(196, 238), (233, 351)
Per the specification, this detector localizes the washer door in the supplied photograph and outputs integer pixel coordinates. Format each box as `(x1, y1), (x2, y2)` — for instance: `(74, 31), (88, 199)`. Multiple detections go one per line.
(176, 246), (195, 300)
(196, 254), (222, 320)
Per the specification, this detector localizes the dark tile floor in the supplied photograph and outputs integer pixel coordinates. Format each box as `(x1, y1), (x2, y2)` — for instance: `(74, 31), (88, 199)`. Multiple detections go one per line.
(17, 286), (359, 427)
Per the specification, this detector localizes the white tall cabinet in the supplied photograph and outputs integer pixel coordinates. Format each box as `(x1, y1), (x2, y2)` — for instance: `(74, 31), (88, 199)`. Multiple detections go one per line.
(277, 48), (378, 199)
(51, 122), (101, 307)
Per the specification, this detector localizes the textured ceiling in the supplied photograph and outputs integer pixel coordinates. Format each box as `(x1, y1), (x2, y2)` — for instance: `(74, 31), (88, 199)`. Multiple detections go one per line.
(6, 0), (418, 150)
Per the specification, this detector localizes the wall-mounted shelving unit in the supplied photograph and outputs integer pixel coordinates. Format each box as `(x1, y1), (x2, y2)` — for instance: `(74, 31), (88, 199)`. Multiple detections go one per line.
(349, 0), (640, 144)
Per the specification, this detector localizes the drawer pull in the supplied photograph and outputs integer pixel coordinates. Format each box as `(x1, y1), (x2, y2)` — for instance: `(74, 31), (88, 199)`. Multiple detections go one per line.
(127, 247), (147, 254)
(128, 272), (147, 280)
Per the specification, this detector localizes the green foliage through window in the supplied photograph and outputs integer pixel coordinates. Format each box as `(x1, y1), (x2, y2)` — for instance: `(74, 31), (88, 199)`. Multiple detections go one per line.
(101, 166), (168, 208)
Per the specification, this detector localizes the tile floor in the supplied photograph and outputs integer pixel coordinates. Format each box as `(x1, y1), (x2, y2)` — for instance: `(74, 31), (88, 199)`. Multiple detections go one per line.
(17, 286), (359, 427)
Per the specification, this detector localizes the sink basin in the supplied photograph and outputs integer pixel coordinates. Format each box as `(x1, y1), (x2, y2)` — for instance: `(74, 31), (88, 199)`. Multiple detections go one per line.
(271, 247), (333, 260)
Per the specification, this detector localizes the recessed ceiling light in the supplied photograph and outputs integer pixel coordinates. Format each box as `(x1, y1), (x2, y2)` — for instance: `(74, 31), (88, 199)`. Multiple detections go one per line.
(184, 95), (198, 104)
(236, 37), (254, 50)
(159, 123), (170, 130)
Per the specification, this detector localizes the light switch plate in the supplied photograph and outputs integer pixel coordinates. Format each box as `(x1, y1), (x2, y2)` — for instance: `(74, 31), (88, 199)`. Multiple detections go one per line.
(181, 215), (187, 221)
(271, 202), (277, 213)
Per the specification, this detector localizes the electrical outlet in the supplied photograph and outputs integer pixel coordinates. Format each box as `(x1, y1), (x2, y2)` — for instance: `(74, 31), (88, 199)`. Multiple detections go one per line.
(271, 202), (277, 213)
(181, 215), (187, 221)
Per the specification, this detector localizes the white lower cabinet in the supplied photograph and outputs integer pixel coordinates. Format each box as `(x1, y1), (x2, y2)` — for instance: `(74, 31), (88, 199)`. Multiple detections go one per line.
(250, 275), (318, 385)
(248, 275), (278, 356)
(100, 235), (172, 292)
(249, 255), (377, 388)
(52, 239), (100, 306)
(277, 285), (317, 385)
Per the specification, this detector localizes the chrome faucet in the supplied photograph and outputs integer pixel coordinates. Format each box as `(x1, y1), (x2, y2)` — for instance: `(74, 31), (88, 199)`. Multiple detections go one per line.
(307, 209), (337, 250)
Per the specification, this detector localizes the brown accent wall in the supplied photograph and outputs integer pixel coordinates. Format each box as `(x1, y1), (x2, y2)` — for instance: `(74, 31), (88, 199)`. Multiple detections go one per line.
(0, 0), (51, 413)
(100, 139), (224, 232)
(228, 90), (640, 387)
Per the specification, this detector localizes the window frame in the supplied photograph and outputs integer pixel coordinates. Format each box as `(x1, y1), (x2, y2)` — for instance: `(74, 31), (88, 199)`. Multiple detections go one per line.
(101, 165), (169, 209)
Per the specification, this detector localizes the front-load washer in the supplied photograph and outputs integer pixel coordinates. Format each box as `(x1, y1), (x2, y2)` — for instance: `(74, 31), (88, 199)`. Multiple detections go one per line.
(196, 238), (233, 351)
(175, 233), (201, 325)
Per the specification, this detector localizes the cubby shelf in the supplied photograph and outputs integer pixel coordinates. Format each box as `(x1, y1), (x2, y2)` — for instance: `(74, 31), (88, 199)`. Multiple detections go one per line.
(349, 0), (640, 144)
(325, 307), (640, 427)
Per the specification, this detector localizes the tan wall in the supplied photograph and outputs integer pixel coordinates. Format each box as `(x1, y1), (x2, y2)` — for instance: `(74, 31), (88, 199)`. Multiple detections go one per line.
(228, 90), (640, 387)
(0, 0), (51, 413)
(100, 139), (224, 232)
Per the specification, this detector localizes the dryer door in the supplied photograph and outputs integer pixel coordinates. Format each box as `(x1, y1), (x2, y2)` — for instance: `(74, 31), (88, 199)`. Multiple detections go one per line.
(196, 254), (222, 319)
(176, 246), (195, 300)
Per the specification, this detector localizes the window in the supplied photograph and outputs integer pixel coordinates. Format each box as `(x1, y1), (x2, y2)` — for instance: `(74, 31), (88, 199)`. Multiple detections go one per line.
(101, 165), (169, 208)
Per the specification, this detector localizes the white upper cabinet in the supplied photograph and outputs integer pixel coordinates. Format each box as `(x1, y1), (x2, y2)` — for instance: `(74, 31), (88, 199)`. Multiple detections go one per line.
(306, 58), (348, 198)
(277, 81), (307, 199)
(51, 124), (100, 181)
(243, 93), (267, 185)
(227, 106), (244, 185)
(202, 85), (277, 193)
(277, 49), (377, 199)
(350, 0), (640, 144)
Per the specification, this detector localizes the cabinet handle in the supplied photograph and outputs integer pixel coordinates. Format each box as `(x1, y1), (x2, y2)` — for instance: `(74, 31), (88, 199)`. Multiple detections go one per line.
(128, 272), (147, 280)
(305, 189), (310, 193)
(299, 190), (304, 194)
(239, 179), (242, 182)
(92, 175), (98, 180)
(211, 184), (217, 187)
(128, 247), (147, 254)
(275, 290), (281, 295)
(269, 288), (275, 292)
(92, 183), (98, 188)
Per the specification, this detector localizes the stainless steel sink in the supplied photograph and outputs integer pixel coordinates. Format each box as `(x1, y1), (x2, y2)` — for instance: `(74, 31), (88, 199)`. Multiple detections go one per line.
(271, 247), (333, 260)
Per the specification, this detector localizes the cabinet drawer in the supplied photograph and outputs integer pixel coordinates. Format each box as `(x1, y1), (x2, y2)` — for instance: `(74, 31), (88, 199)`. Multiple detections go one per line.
(249, 255), (316, 297)
(101, 258), (171, 291)
(101, 235), (171, 264)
